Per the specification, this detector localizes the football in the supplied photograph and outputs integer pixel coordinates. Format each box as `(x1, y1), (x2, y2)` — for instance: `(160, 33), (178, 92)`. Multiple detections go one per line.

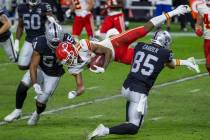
(89, 54), (105, 70)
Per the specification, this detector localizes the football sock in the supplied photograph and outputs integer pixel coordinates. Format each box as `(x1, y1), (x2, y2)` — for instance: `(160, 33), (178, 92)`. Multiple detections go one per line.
(16, 82), (29, 109)
(109, 123), (139, 135)
(36, 101), (46, 114)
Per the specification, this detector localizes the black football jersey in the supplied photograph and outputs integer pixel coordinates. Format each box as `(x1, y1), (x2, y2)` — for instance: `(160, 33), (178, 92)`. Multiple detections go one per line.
(123, 42), (173, 94)
(0, 12), (11, 42)
(32, 36), (65, 77)
(17, 3), (52, 42)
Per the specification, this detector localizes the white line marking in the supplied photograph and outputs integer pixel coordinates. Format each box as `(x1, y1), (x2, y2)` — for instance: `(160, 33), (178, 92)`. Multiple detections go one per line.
(86, 86), (99, 90)
(89, 115), (103, 119)
(189, 89), (201, 93)
(150, 117), (163, 121)
(0, 73), (208, 126)
(0, 63), (13, 67)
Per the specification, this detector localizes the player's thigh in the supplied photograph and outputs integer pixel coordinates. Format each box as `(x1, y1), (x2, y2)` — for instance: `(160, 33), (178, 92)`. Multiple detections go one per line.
(100, 16), (114, 33)
(18, 41), (33, 66)
(37, 73), (60, 103)
(0, 35), (17, 62)
(72, 16), (84, 36)
(113, 14), (125, 33)
(84, 14), (95, 37)
(21, 68), (44, 86)
(122, 87), (147, 126)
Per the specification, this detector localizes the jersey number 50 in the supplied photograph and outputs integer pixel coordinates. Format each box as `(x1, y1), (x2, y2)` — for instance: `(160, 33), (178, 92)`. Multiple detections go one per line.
(131, 51), (158, 76)
(23, 14), (41, 30)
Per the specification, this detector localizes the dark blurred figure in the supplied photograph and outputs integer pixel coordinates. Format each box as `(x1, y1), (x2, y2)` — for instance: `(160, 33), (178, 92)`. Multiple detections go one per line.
(174, 0), (195, 31)
(41, 0), (64, 22)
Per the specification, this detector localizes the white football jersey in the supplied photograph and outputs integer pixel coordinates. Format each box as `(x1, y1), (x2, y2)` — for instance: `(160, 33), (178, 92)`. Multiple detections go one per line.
(73, 0), (91, 17)
(197, 3), (210, 39)
(68, 39), (93, 74)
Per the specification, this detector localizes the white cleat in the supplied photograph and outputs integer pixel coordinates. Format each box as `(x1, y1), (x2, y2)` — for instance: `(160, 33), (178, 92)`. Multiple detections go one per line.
(27, 111), (40, 126)
(175, 5), (191, 15)
(187, 57), (200, 73)
(87, 124), (109, 140)
(4, 109), (22, 122)
(68, 91), (77, 99)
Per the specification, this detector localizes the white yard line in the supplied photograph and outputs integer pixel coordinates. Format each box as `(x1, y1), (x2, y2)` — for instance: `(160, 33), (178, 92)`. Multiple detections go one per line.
(88, 115), (103, 119)
(0, 73), (208, 126)
(0, 63), (13, 67)
(189, 89), (201, 93)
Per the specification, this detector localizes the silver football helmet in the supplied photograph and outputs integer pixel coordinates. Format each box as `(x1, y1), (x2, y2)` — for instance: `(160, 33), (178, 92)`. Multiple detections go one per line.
(45, 23), (64, 49)
(26, 0), (40, 6)
(151, 30), (172, 49)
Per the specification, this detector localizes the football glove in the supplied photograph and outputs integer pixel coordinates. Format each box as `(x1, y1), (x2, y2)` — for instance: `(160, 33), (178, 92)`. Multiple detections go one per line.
(89, 65), (105, 73)
(33, 83), (44, 95)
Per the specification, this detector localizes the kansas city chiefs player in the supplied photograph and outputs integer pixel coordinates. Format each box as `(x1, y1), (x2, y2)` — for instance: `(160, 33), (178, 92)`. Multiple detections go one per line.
(55, 5), (199, 99)
(195, 0), (210, 75)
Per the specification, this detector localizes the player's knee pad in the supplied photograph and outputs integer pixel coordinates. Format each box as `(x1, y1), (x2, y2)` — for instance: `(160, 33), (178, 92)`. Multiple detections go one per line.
(126, 123), (139, 135)
(37, 93), (50, 104)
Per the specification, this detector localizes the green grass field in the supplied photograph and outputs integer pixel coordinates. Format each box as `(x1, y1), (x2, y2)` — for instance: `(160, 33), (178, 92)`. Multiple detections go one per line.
(0, 23), (210, 140)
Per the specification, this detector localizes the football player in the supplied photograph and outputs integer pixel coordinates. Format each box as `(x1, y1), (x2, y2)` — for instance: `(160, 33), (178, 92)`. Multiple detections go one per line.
(55, 5), (200, 100)
(14, 0), (57, 70)
(0, 4), (17, 62)
(195, 0), (210, 75)
(4, 23), (65, 125)
(66, 0), (95, 39)
(96, 0), (125, 38)
(87, 30), (197, 139)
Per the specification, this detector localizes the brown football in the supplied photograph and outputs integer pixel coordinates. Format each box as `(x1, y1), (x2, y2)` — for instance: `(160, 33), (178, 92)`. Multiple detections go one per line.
(89, 54), (105, 70)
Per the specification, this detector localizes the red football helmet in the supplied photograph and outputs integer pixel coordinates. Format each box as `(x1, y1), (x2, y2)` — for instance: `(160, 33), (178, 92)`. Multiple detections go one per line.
(56, 42), (78, 66)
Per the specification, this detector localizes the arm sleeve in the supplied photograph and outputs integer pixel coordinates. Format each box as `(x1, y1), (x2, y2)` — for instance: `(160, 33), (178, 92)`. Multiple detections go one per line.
(166, 50), (173, 63)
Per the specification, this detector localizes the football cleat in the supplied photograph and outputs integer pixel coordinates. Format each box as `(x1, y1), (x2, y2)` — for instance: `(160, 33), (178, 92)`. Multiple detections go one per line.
(87, 124), (109, 140)
(174, 5), (191, 16)
(4, 109), (22, 122)
(187, 57), (200, 73)
(27, 111), (40, 125)
(68, 91), (77, 99)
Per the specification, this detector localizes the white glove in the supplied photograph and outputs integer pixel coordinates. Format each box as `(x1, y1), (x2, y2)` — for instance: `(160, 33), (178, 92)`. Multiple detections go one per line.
(14, 39), (19, 54)
(33, 83), (44, 95)
(171, 5), (191, 16)
(186, 57), (200, 73)
(68, 91), (77, 99)
(65, 9), (72, 18)
(89, 65), (105, 73)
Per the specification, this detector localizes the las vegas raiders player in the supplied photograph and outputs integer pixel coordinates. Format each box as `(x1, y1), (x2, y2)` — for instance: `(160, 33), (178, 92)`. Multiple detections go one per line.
(14, 0), (57, 70)
(4, 23), (71, 125)
(87, 30), (199, 139)
(0, 4), (17, 62)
